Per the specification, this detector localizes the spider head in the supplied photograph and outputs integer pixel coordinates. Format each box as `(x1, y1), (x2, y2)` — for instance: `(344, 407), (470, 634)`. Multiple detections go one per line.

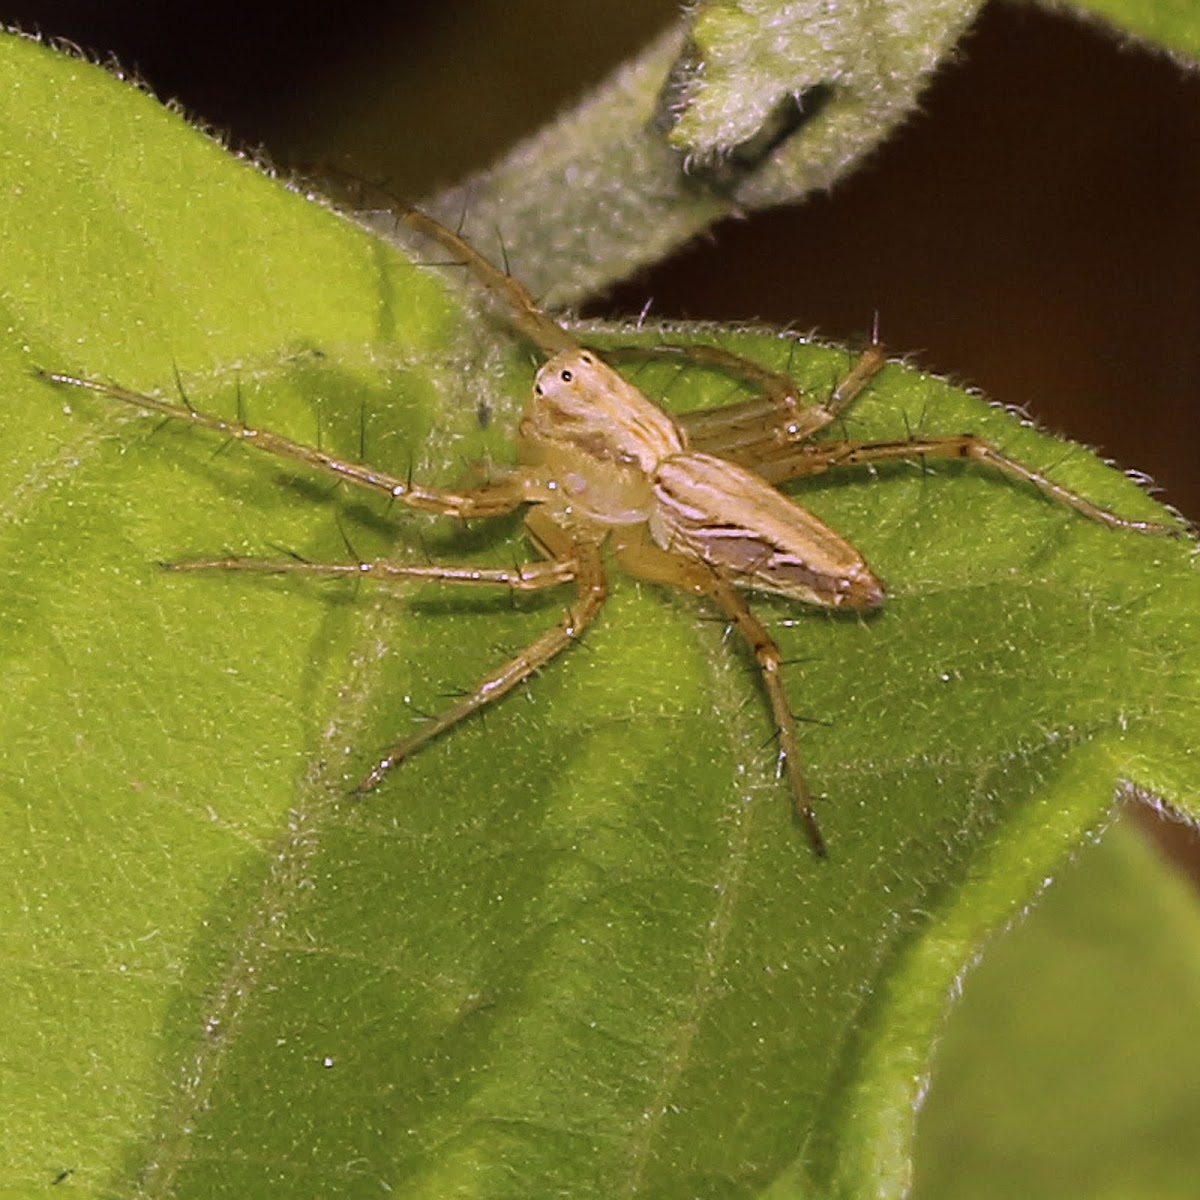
(522, 350), (684, 475)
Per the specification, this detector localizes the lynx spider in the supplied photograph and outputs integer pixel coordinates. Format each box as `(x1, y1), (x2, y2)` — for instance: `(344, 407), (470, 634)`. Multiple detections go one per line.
(40, 208), (1179, 856)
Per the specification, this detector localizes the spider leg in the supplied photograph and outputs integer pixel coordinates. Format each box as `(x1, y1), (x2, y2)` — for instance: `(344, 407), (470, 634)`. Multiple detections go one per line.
(604, 342), (886, 461)
(296, 176), (571, 356)
(35, 370), (535, 519)
(745, 433), (1182, 535)
(165, 552), (578, 589)
(356, 509), (607, 792)
(398, 207), (577, 358)
(613, 532), (826, 857)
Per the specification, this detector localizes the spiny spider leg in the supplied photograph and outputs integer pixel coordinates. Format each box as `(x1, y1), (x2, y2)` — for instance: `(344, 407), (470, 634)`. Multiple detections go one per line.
(166, 509), (592, 792)
(356, 509), (606, 793)
(397, 208), (576, 357)
(613, 531), (826, 857)
(606, 342), (887, 460)
(742, 433), (1182, 535)
(308, 171), (574, 355)
(605, 342), (1177, 536)
(166, 552), (578, 590)
(38, 364), (605, 796)
(36, 369), (535, 519)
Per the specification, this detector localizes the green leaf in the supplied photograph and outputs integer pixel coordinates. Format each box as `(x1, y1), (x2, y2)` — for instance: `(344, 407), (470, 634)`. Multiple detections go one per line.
(915, 814), (1200, 1199)
(1051, 0), (1200, 61)
(2, 31), (1197, 1199)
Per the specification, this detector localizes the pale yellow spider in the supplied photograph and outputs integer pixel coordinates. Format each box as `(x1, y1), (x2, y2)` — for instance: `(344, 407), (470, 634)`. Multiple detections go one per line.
(39, 208), (1178, 856)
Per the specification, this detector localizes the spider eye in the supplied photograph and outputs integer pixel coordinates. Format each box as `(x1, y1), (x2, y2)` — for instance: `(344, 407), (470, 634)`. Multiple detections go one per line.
(560, 369), (573, 382)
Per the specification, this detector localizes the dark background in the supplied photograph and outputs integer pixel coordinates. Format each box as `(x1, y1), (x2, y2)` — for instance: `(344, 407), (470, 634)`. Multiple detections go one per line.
(8, 0), (1198, 863)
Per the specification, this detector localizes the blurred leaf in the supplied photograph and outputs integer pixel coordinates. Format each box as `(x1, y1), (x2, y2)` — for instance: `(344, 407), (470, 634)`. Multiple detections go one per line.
(1, 31), (1197, 1199)
(417, 1), (985, 306)
(914, 813), (1200, 1200)
(405, 0), (1200, 308)
(659, 0), (978, 164)
(1054, 0), (1200, 61)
